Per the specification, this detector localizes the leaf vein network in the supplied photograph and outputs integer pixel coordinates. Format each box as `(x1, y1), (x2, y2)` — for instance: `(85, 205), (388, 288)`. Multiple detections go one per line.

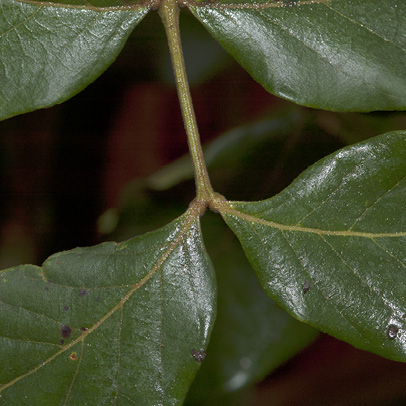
(320, 235), (385, 303)
(0, 298), (69, 328)
(324, 3), (406, 53)
(0, 211), (197, 394)
(243, 218), (364, 338)
(255, 7), (388, 95)
(371, 239), (406, 269)
(349, 175), (406, 231)
(7, 9), (106, 102)
(0, 5), (42, 39)
(293, 161), (363, 227)
(113, 306), (124, 404)
(62, 341), (84, 405)
(0, 335), (61, 347)
(219, 7), (271, 68)
(281, 229), (368, 338)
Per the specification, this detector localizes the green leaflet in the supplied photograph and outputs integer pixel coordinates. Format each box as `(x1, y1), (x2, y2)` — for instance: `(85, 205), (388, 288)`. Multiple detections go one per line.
(190, 0), (406, 112)
(0, 0), (149, 120)
(0, 211), (216, 405)
(221, 131), (406, 361)
(185, 213), (317, 405)
(3, 0), (405, 121)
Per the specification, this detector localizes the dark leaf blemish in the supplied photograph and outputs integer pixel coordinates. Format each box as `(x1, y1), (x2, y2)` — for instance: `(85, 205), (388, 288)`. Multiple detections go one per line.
(303, 280), (310, 294)
(69, 352), (77, 361)
(388, 324), (399, 340)
(191, 349), (206, 362)
(45, 286), (50, 291)
(59, 339), (65, 345)
(63, 306), (69, 311)
(79, 289), (87, 297)
(61, 325), (72, 338)
(96, 297), (101, 302)
(80, 327), (88, 331)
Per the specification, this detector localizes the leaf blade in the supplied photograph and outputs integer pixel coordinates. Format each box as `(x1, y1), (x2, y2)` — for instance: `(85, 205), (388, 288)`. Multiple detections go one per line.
(0, 211), (216, 404)
(189, 0), (406, 111)
(220, 131), (406, 361)
(185, 213), (317, 405)
(0, 0), (149, 120)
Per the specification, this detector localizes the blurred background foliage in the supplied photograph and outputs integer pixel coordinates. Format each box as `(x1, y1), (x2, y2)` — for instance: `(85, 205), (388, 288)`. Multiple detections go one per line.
(1, 9), (406, 405)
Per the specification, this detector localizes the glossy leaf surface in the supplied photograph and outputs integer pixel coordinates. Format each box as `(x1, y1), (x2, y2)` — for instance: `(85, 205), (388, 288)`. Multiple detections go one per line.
(185, 213), (317, 405)
(0, 211), (216, 404)
(98, 116), (323, 403)
(190, 0), (406, 111)
(0, 0), (149, 120)
(221, 131), (406, 361)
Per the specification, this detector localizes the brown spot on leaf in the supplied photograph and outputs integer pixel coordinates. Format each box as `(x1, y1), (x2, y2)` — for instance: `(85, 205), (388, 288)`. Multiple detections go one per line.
(61, 325), (72, 338)
(303, 280), (311, 294)
(96, 296), (101, 302)
(69, 352), (77, 361)
(63, 306), (69, 311)
(388, 324), (399, 340)
(45, 286), (50, 291)
(79, 289), (87, 297)
(80, 327), (88, 331)
(191, 349), (206, 362)
(59, 339), (65, 345)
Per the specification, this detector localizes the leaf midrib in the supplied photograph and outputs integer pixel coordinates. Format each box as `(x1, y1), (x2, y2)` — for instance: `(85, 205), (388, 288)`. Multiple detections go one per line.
(220, 205), (406, 238)
(238, 208), (399, 346)
(13, 0), (331, 12)
(189, 0), (333, 10)
(0, 208), (199, 394)
(14, 0), (153, 11)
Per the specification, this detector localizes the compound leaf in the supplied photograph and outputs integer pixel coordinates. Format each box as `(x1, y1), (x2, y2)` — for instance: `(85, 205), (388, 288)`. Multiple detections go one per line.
(0, 0), (150, 120)
(221, 131), (406, 361)
(0, 210), (216, 405)
(190, 0), (406, 112)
